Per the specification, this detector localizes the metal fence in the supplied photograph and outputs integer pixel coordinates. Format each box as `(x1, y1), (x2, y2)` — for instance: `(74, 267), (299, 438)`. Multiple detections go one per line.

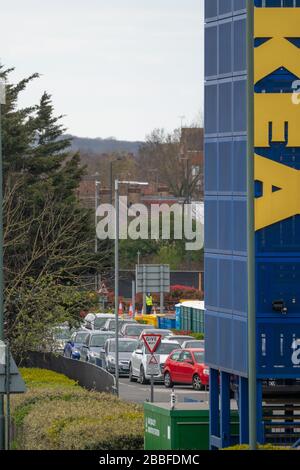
(21, 352), (116, 394)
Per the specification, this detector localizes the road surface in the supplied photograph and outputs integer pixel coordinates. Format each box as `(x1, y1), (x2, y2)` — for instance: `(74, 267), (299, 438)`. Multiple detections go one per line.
(119, 377), (209, 404)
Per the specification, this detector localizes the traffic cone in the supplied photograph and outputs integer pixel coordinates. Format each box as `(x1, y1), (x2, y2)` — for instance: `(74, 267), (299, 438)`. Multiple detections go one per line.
(153, 305), (157, 316)
(129, 303), (133, 317)
(118, 302), (123, 316)
(141, 306), (144, 315)
(134, 308), (139, 318)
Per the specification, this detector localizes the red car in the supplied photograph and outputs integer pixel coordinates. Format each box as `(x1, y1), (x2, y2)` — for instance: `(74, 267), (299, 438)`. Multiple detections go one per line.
(163, 348), (209, 390)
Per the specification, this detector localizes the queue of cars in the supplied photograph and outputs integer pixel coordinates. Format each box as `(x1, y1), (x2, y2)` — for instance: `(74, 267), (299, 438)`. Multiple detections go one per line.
(61, 312), (208, 390)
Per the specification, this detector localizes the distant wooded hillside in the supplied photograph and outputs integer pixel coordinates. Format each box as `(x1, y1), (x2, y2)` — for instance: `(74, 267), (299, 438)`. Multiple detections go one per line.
(65, 135), (142, 156)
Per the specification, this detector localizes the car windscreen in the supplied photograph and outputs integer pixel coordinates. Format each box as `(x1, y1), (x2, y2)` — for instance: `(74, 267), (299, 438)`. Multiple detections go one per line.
(109, 341), (138, 353)
(186, 341), (204, 349)
(75, 332), (89, 343)
(90, 334), (113, 347)
(145, 343), (179, 355)
(193, 352), (205, 364)
(125, 325), (145, 335)
(168, 337), (193, 345)
(94, 318), (109, 329)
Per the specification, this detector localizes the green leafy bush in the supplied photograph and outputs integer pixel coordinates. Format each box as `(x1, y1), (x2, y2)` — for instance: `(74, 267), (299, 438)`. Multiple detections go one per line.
(12, 368), (144, 450)
(19, 368), (78, 388)
(223, 444), (291, 451)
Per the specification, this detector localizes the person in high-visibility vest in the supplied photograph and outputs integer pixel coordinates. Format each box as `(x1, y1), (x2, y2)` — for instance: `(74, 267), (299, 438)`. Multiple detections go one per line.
(145, 292), (153, 315)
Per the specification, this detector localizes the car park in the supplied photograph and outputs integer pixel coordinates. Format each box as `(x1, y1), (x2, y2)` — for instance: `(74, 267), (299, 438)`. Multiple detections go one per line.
(129, 340), (181, 384)
(164, 335), (194, 346)
(102, 338), (138, 375)
(63, 330), (90, 359)
(181, 339), (205, 349)
(163, 348), (209, 391)
(120, 323), (153, 338)
(138, 328), (173, 340)
(102, 318), (137, 332)
(83, 313), (114, 331)
(80, 331), (115, 366)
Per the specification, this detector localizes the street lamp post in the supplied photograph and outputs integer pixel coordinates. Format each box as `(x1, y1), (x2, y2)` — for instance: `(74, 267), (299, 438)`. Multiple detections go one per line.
(114, 179), (148, 396)
(95, 179), (100, 291)
(110, 157), (122, 205)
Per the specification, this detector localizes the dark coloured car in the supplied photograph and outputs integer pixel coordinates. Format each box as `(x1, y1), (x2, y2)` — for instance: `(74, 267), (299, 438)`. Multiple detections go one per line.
(63, 330), (90, 359)
(80, 331), (115, 366)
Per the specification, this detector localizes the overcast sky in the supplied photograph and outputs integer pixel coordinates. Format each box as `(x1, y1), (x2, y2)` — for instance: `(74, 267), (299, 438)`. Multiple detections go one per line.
(1, 0), (204, 141)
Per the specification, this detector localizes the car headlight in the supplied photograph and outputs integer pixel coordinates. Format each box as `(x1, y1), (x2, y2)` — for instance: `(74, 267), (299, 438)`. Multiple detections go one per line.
(203, 369), (210, 376)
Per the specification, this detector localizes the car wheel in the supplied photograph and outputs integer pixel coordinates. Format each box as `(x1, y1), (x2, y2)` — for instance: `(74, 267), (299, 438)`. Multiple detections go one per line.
(129, 364), (136, 382)
(164, 372), (173, 388)
(139, 366), (148, 385)
(192, 374), (203, 391)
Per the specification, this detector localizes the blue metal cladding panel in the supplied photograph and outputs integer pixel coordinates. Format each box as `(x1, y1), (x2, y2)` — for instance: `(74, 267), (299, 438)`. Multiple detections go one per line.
(204, 141), (218, 193)
(204, 311), (248, 376)
(233, 200), (247, 254)
(205, 0), (218, 22)
(205, 199), (218, 251)
(219, 0), (233, 17)
(219, 19), (232, 77)
(233, 139), (247, 194)
(218, 199), (233, 253)
(232, 317), (248, 374)
(204, 83), (218, 136)
(205, 255), (219, 310)
(205, 312), (219, 366)
(218, 258), (233, 312)
(218, 140), (233, 194)
(233, 258), (248, 315)
(204, 1), (248, 375)
(218, 81), (233, 134)
(233, 16), (246, 73)
(233, 78), (246, 133)
(205, 24), (218, 79)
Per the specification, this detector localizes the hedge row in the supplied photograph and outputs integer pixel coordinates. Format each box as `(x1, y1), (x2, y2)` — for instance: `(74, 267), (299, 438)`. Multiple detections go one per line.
(12, 368), (144, 450)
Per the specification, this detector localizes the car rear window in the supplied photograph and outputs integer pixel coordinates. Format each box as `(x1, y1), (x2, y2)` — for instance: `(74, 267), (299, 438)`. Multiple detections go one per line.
(94, 318), (109, 329)
(125, 325), (145, 335)
(75, 332), (89, 343)
(109, 340), (138, 352)
(90, 334), (114, 347)
(146, 343), (179, 355)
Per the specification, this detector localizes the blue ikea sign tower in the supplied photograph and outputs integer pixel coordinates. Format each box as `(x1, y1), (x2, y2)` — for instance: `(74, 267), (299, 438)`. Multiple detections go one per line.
(205, 0), (300, 448)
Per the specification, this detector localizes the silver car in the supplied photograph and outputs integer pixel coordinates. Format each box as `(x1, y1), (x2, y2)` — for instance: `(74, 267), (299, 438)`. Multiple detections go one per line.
(80, 331), (115, 366)
(181, 339), (205, 349)
(129, 340), (181, 384)
(164, 335), (194, 346)
(102, 318), (137, 332)
(83, 313), (115, 331)
(103, 338), (138, 375)
(138, 328), (173, 340)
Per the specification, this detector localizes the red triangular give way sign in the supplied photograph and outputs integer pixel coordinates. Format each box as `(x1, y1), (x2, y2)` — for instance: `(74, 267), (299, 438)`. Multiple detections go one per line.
(142, 334), (162, 354)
